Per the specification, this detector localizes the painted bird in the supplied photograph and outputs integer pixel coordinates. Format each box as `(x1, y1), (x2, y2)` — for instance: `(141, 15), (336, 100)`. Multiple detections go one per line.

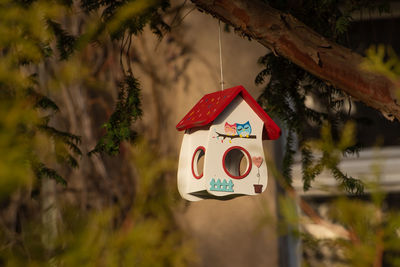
(224, 122), (237, 136)
(236, 121), (252, 138)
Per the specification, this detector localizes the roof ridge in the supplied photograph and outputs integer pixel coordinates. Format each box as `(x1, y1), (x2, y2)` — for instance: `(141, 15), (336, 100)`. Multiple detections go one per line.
(176, 86), (281, 140)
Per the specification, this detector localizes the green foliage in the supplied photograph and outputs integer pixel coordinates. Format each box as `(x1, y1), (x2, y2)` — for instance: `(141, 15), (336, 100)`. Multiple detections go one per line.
(0, 0), (76, 190)
(257, 2), (400, 263)
(0, 1), (196, 266)
(1, 141), (194, 266)
(362, 44), (400, 101)
(257, 53), (358, 190)
(326, 180), (400, 266)
(76, 0), (171, 156)
(335, 15), (351, 35)
(80, 0), (170, 39)
(0, 97), (37, 197)
(257, 1), (389, 192)
(26, 87), (60, 112)
(264, 0), (389, 40)
(0, 0), (172, 186)
(31, 161), (67, 186)
(269, 155), (400, 266)
(56, 141), (193, 267)
(282, 131), (296, 185)
(303, 122), (363, 194)
(89, 74), (142, 156)
(47, 19), (77, 60)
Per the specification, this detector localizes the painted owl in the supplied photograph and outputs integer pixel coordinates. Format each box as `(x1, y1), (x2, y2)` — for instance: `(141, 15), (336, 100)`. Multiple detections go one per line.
(224, 122), (237, 136)
(236, 121), (252, 137)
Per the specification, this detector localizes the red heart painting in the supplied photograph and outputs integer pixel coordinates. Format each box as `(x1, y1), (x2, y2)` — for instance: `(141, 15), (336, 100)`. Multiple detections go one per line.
(252, 156), (263, 168)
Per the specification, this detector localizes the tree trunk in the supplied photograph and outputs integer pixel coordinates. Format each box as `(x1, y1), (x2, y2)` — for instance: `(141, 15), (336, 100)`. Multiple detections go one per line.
(191, 0), (400, 121)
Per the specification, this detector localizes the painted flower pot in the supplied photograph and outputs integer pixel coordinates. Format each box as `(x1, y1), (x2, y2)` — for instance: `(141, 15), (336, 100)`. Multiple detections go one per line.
(253, 184), (263, 194)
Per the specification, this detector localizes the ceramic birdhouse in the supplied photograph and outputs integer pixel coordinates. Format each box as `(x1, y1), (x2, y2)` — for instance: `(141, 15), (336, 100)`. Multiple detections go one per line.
(176, 85), (281, 201)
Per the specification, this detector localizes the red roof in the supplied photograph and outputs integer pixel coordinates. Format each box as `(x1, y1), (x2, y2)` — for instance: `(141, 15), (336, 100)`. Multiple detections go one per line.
(176, 85), (281, 140)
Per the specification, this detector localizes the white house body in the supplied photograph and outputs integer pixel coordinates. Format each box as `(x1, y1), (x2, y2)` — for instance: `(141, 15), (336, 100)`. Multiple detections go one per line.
(176, 86), (281, 201)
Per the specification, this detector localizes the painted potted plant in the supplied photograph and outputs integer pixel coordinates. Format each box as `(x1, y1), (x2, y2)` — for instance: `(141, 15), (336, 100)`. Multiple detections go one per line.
(252, 156), (263, 193)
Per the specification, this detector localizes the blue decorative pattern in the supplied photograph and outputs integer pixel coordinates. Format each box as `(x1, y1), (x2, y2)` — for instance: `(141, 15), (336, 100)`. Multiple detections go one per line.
(236, 121), (252, 138)
(209, 179), (234, 192)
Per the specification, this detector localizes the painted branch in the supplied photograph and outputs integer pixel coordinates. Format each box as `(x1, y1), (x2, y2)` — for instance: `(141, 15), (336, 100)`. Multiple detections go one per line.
(215, 132), (256, 139)
(191, 0), (400, 121)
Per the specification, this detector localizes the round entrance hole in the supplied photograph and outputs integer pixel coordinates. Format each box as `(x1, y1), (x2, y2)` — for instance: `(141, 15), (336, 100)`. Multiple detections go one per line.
(222, 146), (252, 179)
(191, 146), (205, 179)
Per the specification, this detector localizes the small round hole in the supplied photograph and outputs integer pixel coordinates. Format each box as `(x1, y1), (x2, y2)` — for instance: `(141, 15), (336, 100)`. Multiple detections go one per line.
(192, 147), (205, 179)
(223, 146), (252, 179)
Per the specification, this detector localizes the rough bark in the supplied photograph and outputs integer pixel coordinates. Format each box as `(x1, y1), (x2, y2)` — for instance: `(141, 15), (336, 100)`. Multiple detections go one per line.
(191, 0), (400, 121)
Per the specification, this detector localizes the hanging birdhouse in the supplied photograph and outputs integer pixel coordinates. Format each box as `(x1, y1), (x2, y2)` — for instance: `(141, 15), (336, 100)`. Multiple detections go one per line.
(176, 85), (281, 201)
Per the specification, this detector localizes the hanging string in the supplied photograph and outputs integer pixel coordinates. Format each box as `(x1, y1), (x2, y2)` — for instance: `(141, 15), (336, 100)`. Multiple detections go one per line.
(218, 20), (224, 91)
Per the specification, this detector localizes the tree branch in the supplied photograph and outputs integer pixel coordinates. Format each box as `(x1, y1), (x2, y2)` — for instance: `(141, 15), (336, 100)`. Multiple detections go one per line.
(215, 131), (256, 140)
(191, 0), (400, 121)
